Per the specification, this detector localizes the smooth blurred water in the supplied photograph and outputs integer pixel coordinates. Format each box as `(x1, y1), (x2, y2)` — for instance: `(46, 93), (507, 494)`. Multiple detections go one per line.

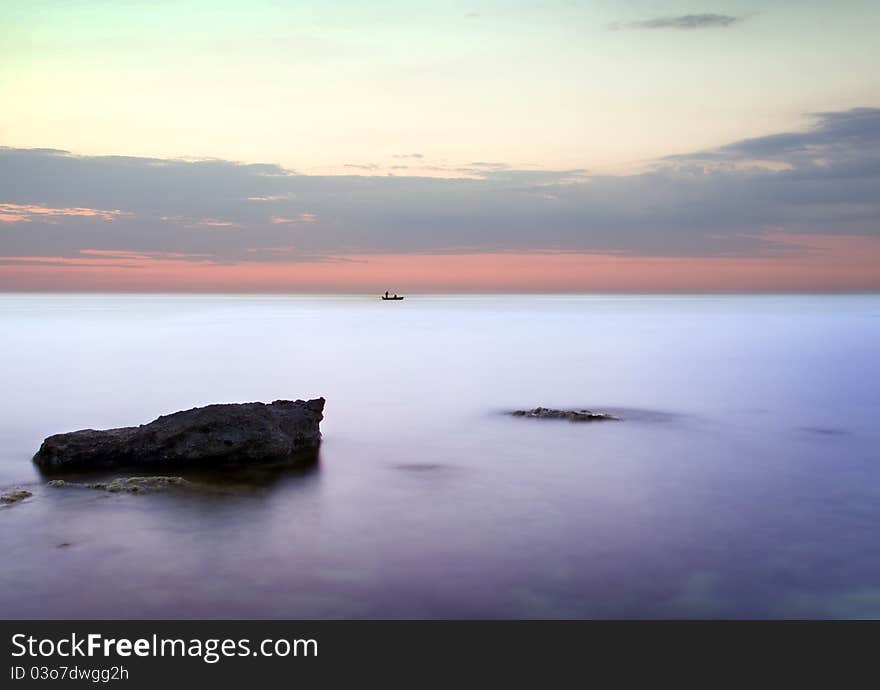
(1, 293), (879, 618)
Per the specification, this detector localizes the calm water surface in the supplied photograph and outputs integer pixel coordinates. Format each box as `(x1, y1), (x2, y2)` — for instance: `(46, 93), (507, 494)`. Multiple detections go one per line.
(1, 293), (879, 618)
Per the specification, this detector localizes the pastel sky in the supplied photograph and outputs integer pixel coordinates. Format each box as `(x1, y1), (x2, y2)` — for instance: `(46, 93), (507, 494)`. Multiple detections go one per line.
(1, 0), (879, 291)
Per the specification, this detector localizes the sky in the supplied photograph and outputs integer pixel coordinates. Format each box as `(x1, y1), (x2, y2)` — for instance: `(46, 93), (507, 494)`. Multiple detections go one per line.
(1, 0), (879, 292)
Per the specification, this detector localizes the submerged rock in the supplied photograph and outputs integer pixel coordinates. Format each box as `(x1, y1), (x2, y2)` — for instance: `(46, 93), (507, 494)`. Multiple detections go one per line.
(34, 398), (325, 472)
(1, 488), (32, 505)
(511, 407), (620, 422)
(48, 476), (190, 494)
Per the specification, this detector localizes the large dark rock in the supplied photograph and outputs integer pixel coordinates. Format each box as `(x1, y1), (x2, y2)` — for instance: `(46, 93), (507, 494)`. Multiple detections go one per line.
(33, 398), (325, 472)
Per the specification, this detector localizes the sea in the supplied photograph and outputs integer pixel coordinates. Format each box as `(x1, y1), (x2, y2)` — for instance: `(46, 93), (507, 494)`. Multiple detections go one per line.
(1, 293), (878, 618)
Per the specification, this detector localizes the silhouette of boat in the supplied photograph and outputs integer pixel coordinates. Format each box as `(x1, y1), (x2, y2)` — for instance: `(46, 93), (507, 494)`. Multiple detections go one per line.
(381, 292), (405, 300)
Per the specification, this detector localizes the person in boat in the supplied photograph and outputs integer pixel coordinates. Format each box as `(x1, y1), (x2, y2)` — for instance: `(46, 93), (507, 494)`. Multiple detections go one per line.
(385, 291), (389, 298)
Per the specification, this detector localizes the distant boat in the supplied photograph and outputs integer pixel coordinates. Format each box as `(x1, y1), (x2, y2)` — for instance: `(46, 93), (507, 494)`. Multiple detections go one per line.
(381, 292), (405, 300)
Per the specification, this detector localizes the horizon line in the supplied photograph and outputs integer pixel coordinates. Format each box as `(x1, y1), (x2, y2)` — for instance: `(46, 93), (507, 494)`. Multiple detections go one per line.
(2, 290), (878, 297)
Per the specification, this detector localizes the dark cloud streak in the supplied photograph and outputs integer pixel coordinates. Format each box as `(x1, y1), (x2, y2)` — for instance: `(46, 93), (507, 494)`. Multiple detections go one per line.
(611, 14), (743, 31)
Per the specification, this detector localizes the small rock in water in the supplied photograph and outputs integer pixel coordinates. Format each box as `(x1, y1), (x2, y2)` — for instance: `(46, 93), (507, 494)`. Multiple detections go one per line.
(1, 488), (32, 504)
(48, 476), (190, 494)
(511, 406), (620, 422)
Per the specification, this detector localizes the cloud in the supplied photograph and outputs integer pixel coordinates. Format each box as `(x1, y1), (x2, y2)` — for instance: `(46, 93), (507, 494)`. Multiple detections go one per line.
(468, 161), (510, 170)
(0, 203), (128, 223)
(611, 14), (743, 31)
(270, 213), (317, 224)
(0, 250), (213, 268)
(192, 218), (240, 228)
(669, 108), (880, 167)
(160, 215), (240, 229)
(247, 194), (296, 202)
(0, 108), (878, 265)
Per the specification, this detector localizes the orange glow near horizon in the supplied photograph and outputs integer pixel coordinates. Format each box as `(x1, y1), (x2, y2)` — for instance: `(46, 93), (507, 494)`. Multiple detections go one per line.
(1, 234), (878, 293)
